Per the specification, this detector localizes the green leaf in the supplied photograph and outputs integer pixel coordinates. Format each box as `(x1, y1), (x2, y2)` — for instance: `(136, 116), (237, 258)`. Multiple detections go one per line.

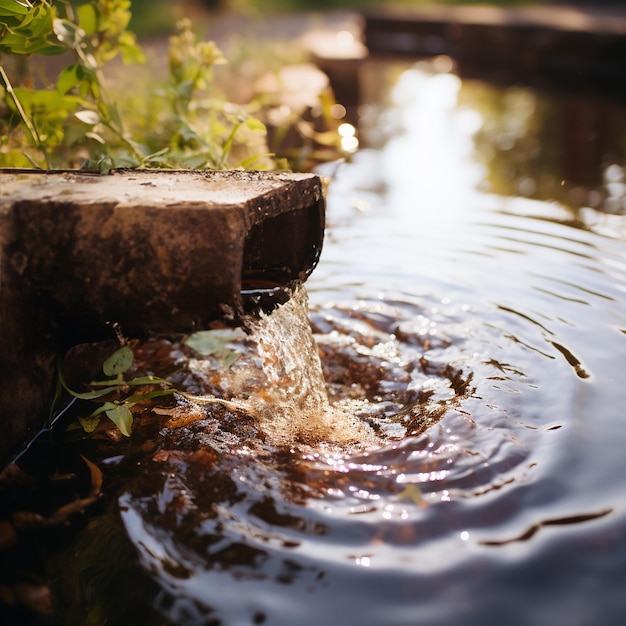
(72, 386), (119, 400)
(102, 346), (133, 376)
(76, 2), (97, 36)
(118, 30), (145, 65)
(245, 117), (266, 132)
(125, 375), (172, 387)
(0, 1), (29, 18)
(59, 368), (119, 400)
(21, 4), (54, 39)
(0, 1), (62, 55)
(88, 401), (118, 417)
(78, 415), (101, 433)
(97, 155), (114, 174)
(0, 31), (63, 55)
(57, 64), (96, 96)
(88, 375), (171, 389)
(184, 329), (245, 356)
(220, 350), (241, 368)
(125, 388), (177, 404)
(10, 87), (80, 117)
(80, 157), (109, 172)
(105, 404), (133, 436)
(88, 378), (125, 388)
(175, 80), (194, 102)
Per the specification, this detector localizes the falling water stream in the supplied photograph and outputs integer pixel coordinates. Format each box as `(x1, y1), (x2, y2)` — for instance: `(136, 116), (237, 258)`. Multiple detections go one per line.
(4, 60), (626, 626)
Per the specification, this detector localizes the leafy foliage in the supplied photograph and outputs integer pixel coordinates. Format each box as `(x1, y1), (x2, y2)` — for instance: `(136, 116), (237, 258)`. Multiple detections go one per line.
(57, 329), (246, 437)
(0, 0), (63, 55)
(0, 0), (350, 170)
(59, 345), (175, 436)
(0, 0), (146, 168)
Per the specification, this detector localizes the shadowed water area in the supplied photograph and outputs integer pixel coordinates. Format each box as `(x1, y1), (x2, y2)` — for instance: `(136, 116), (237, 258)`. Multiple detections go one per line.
(3, 59), (626, 626)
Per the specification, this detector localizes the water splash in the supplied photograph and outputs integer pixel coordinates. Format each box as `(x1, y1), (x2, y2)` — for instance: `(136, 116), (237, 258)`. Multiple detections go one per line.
(243, 284), (378, 447)
(175, 284), (378, 448)
(162, 283), (477, 454)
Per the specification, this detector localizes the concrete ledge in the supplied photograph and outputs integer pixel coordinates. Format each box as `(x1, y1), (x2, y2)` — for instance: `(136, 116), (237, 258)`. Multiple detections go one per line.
(0, 169), (325, 465)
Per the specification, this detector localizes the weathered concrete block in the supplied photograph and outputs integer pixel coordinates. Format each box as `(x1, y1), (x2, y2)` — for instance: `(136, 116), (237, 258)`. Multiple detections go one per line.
(0, 169), (325, 465)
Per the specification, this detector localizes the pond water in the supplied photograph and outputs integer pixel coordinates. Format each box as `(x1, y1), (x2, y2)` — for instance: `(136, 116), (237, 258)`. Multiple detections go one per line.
(4, 59), (626, 626)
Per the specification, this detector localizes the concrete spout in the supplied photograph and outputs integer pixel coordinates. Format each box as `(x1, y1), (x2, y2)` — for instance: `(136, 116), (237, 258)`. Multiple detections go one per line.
(0, 169), (325, 464)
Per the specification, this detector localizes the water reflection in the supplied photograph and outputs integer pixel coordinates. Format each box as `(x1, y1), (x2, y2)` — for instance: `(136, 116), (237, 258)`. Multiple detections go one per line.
(468, 78), (626, 217)
(306, 61), (626, 624)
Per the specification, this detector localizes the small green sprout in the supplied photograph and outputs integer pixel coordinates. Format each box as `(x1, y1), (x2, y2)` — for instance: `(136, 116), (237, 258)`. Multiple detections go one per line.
(58, 345), (174, 437)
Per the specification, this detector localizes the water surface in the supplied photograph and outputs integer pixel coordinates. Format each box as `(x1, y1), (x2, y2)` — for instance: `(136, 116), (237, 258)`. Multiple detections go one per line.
(305, 62), (626, 626)
(20, 60), (626, 626)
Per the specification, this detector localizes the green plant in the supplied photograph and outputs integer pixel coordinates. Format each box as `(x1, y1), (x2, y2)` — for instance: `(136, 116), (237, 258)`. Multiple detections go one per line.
(144, 17), (271, 170)
(0, 1), (273, 169)
(55, 329), (246, 437)
(1, 0), (142, 168)
(1, 1), (349, 171)
(58, 345), (175, 436)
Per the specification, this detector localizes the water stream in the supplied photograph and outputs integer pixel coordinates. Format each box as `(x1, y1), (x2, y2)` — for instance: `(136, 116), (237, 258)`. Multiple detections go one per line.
(6, 60), (626, 626)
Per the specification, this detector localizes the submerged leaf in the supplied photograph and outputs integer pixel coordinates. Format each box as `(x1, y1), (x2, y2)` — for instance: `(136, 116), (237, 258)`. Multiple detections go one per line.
(397, 483), (428, 508)
(184, 329), (244, 367)
(78, 415), (100, 433)
(102, 346), (133, 376)
(104, 404), (133, 437)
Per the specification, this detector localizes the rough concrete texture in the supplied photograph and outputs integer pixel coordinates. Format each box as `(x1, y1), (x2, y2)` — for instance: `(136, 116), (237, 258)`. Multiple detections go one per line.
(0, 169), (325, 465)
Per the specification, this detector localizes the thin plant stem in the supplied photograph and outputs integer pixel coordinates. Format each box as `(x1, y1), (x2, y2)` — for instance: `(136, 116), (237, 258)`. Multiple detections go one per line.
(0, 65), (50, 168)
(70, 44), (147, 164)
